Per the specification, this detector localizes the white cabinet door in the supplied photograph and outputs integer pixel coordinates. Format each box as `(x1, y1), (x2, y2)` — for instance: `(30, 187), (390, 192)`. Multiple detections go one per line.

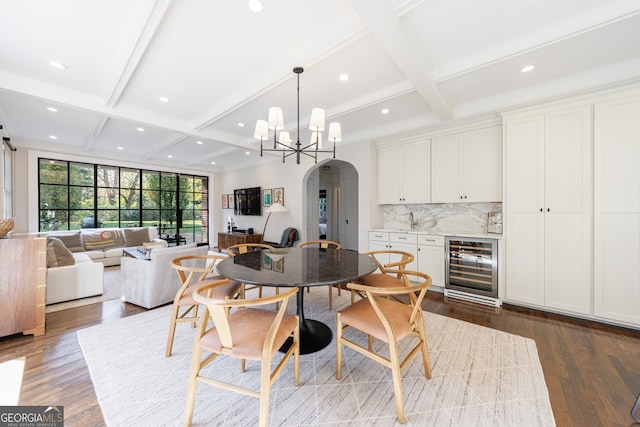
(431, 134), (462, 203)
(402, 141), (430, 204)
(505, 115), (545, 306)
(543, 106), (592, 315)
(431, 126), (502, 203)
(463, 125), (503, 202)
(418, 245), (444, 287)
(378, 140), (429, 204)
(594, 95), (640, 326)
(377, 146), (403, 204)
(504, 106), (592, 315)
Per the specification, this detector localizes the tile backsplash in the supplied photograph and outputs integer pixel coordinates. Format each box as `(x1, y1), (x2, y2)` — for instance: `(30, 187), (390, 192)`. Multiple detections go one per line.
(383, 202), (502, 235)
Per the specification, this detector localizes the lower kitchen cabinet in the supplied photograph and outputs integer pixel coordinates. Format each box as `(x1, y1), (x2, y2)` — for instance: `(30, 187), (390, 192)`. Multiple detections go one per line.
(368, 231), (442, 285)
(417, 234), (444, 287)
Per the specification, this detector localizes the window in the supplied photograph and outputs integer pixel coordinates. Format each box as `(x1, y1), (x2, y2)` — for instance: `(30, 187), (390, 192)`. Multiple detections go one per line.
(38, 158), (209, 244)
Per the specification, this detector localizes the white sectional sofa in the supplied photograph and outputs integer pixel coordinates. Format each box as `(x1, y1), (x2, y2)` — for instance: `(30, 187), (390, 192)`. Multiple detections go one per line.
(48, 226), (168, 267)
(45, 226), (169, 305)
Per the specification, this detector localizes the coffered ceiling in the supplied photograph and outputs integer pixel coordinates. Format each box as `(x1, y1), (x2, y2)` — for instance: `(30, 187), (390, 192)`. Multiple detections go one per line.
(1, 0), (639, 172)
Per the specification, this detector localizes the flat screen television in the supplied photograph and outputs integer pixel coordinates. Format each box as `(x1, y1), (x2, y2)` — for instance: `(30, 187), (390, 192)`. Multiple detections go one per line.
(234, 187), (261, 216)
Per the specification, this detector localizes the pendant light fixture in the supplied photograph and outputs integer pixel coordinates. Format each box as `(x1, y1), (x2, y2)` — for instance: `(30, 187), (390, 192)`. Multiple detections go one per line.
(254, 67), (342, 164)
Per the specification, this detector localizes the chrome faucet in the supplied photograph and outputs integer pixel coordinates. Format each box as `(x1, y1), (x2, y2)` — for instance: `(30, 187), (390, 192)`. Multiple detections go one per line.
(409, 212), (418, 230)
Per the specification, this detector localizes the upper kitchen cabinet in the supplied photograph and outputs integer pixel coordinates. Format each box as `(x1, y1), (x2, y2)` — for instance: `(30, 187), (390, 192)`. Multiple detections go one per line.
(377, 139), (430, 204)
(431, 125), (502, 203)
(594, 93), (640, 327)
(504, 105), (592, 316)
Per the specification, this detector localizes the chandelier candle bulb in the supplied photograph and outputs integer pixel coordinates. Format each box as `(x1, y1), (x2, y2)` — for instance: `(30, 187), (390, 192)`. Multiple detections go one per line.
(328, 122), (342, 142)
(309, 108), (325, 131)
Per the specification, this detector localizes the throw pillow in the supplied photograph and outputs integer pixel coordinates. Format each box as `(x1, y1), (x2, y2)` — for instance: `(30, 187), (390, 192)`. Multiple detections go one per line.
(50, 231), (84, 252)
(83, 229), (125, 250)
(124, 227), (150, 247)
(47, 239), (76, 268)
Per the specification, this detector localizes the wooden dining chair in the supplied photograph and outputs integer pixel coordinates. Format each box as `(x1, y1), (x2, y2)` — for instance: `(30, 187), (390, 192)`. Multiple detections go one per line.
(184, 280), (300, 427)
(298, 240), (342, 309)
(166, 254), (241, 357)
(336, 270), (432, 424)
(226, 243), (275, 300)
(351, 249), (414, 302)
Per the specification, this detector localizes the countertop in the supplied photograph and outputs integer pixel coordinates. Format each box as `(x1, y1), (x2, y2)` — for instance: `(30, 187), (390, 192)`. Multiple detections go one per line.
(369, 228), (503, 240)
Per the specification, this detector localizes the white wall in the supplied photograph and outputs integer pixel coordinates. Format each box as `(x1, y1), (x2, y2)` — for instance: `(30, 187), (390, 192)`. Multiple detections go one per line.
(216, 139), (379, 248)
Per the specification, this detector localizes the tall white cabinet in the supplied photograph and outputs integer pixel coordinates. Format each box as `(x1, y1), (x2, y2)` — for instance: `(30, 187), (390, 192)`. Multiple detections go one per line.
(594, 94), (640, 325)
(377, 140), (430, 204)
(504, 104), (592, 315)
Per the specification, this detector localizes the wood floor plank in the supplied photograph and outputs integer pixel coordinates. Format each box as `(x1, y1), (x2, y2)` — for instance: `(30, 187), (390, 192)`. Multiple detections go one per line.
(1, 292), (639, 426)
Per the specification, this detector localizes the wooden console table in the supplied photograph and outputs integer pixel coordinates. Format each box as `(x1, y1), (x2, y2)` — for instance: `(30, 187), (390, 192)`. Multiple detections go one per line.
(0, 235), (47, 337)
(217, 232), (263, 250)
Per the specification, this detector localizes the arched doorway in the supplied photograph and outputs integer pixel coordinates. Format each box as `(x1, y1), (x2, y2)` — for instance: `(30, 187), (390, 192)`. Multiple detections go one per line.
(304, 159), (359, 250)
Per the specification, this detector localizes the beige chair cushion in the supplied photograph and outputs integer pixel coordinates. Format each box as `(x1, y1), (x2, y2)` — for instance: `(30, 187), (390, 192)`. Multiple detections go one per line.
(199, 309), (298, 360)
(340, 297), (414, 343)
(46, 239), (76, 268)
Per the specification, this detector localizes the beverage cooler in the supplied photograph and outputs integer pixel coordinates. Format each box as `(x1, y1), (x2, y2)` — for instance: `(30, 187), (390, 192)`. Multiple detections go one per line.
(444, 236), (500, 306)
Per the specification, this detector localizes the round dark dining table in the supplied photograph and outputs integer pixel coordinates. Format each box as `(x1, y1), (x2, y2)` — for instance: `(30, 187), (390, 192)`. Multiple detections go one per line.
(216, 247), (378, 354)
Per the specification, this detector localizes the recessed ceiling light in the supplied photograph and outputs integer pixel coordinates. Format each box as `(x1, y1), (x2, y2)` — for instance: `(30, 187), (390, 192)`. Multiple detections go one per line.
(117, 146), (124, 150)
(136, 127), (144, 132)
(238, 122), (245, 127)
(159, 96), (170, 103)
(339, 74), (349, 82)
(47, 107), (58, 112)
(521, 65), (535, 73)
(167, 155), (173, 158)
(49, 61), (68, 70)
(211, 161), (216, 165)
(245, 151), (251, 155)
(49, 135), (58, 140)
(196, 140), (203, 145)
(381, 108), (390, 114)
(248, 0), (263, 12)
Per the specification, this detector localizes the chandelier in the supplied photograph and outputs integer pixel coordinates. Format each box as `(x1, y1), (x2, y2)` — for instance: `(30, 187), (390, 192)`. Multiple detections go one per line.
(253, 67), (342, 164)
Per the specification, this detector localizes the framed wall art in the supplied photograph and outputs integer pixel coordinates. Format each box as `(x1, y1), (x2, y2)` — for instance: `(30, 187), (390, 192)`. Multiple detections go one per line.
(228, 194), (235, 210)
(263, 188), (272, 207)
(273, 187), (284, 205)
(221, 194), (229, 209)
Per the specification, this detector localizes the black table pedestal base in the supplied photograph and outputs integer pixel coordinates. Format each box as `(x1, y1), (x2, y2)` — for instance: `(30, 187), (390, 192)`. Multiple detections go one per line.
(281, 319), (333, 355)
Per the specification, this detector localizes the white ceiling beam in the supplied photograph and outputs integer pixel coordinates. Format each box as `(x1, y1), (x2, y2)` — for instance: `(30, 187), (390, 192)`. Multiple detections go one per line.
(349, 0), (453, 121)
(104, 0), (173, 107)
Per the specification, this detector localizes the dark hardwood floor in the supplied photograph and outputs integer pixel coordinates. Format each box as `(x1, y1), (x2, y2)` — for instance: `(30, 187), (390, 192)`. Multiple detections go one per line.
(1, 292), (639, 426)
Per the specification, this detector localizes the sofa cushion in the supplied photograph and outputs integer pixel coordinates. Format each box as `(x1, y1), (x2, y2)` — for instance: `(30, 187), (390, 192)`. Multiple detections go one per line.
(103, 247), (124, 258)
(83, 229), (125, 250)
(83, 250), (107, 261)
(47, 239), (76, 268)
(124, 227), (150, 247)
(50, 231), (84, 252)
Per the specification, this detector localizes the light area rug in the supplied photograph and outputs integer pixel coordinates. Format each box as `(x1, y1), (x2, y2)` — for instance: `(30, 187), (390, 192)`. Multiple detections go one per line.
(77, 287), (556, 427)
(46, 266), (121, 313)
